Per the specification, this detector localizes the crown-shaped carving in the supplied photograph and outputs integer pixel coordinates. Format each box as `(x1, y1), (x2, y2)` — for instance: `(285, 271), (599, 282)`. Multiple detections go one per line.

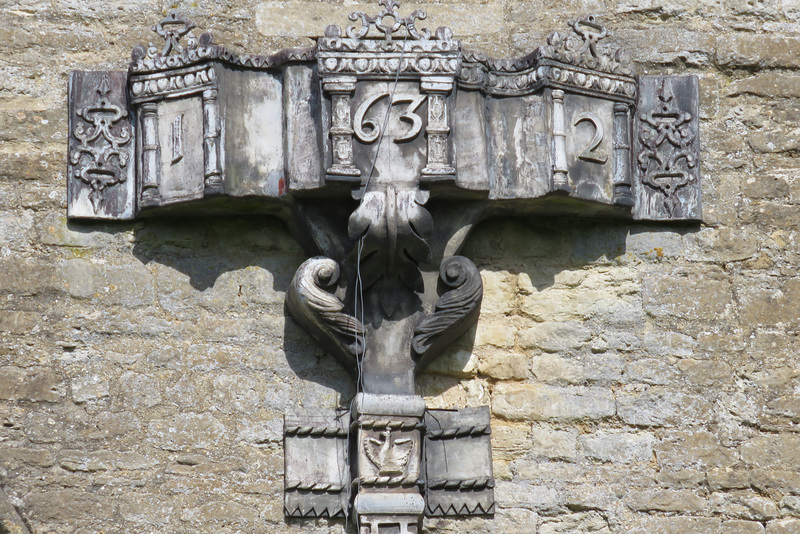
(364, 430), (414, 476)
(541, 15), (633, 76)
(324, 0), (454, 42)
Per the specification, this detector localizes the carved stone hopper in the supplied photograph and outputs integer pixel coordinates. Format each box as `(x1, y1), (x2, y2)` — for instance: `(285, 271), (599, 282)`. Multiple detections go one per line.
(67, 2), (701, 531)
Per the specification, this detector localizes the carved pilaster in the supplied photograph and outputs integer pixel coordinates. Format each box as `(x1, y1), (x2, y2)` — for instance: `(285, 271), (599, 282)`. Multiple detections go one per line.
(202, 87), (223, 194)
(139, 101), (160, 206)
(421, 77), (455, 181)
(325, 77), (361, 182)
(551, 89), (570, 192)
(613, 101), (634, 206)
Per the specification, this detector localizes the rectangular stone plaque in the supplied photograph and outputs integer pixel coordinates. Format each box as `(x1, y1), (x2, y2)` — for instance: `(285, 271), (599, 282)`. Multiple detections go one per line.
(68, 71), (136, 219)
(424, 406), (494, 516)
(633, 75), (701, 221)
(284, 410), (350, 518)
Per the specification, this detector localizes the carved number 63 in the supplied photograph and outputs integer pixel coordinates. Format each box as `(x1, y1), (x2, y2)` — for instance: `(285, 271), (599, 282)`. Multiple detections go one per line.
(354, 92), (426, 144)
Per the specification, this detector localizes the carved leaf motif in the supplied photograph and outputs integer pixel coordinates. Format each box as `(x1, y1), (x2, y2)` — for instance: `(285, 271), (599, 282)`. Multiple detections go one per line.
(348, 188), (433, 317)
(287, 257), (365, 374)
(412, 256), (483, 363)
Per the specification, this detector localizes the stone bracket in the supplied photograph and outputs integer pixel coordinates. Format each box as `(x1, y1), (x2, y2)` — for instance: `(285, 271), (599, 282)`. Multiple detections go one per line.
(65, 6), (702, 533)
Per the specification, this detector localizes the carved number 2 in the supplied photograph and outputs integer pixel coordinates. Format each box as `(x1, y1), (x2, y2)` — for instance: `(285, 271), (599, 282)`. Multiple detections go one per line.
(573, 112), (608, 164)
(354, 92), (426, 144)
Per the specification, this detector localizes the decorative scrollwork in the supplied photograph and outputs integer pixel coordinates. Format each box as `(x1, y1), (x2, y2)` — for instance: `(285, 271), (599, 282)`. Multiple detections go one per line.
(346, 0), (430, 41)
(287, 257), (365, 373)
(637, 80), (697, 217)
(542, 15), (632, 76)
(152, 11), (197, 56)
(69, 75), (132, 213)
(412, 256), (483, 363)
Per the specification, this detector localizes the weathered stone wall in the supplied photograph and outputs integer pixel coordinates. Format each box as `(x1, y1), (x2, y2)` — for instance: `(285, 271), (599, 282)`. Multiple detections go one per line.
(2, 0), (800, 533)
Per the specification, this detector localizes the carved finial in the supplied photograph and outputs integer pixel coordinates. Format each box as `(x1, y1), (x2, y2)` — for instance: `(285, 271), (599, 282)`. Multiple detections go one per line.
(543, 15), (632, 75)
(97, 74), (111, 97)
(346, 0), (432, 40)
(568, 15), (608, 61)
(152, 10), (197, 56)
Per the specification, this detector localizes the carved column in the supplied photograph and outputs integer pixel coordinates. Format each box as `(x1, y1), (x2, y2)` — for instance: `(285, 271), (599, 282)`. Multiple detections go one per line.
(202, 87), (223, 194)
(612, 101), (634, 206)
(421, 77), (455, 181)
(140, 101), (160, 205)
(325, 76), (361, 181)
(551, 89), (570, 192)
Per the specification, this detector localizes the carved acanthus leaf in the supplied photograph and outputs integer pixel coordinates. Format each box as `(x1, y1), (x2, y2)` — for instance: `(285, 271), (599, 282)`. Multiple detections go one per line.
(412, 256), (483, 363)
(348, 188), (433, 317)
(287, 257), (365, 373)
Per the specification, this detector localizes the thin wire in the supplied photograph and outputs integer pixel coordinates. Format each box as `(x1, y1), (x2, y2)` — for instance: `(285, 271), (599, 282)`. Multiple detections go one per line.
(345, 31), (410, 534)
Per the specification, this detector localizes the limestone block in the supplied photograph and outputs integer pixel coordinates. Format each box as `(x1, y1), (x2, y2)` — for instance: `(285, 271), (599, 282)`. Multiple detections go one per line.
(492, 383), (615, 422)
(0, 366), (63, 402)
(579, 431), (655, 464)
(147, 413), (227, 451)
(741, 435), (800, 470)
(628, 489), (707, 512)
(530, 427), (578, 461)
(519, 321), (592, 353)
(768, 519), (800, 534)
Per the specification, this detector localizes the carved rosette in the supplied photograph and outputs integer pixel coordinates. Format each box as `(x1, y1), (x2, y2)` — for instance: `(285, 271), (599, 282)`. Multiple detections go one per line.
(287, 257), (365, 375)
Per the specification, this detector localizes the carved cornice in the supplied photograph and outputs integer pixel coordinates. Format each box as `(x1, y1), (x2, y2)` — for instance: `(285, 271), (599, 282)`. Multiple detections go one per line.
(459, 16), (636, 100)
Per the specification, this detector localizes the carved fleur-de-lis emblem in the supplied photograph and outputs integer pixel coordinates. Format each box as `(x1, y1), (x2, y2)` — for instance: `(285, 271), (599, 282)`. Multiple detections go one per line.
(364, 430), (414, 476)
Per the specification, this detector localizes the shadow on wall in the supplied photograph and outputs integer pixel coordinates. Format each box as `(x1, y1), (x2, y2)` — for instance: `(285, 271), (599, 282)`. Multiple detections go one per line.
(66, 213), (699, 409)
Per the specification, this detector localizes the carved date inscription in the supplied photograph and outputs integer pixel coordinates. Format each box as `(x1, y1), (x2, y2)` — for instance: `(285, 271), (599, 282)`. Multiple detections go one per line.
(354, 91), (426, 143)
(573, 112), (607, 164)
